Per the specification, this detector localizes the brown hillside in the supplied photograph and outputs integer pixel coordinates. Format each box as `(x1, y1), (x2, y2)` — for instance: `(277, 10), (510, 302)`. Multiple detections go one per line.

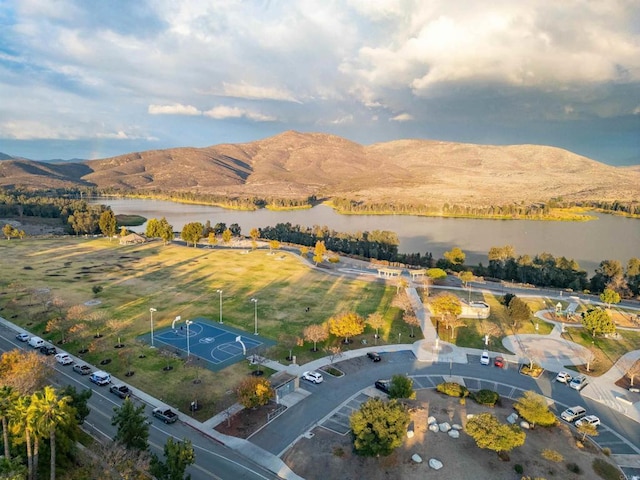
(1, 131), (639, 206)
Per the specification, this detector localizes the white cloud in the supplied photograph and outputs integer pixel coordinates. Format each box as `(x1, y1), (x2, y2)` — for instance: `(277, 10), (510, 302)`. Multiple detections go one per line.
(203, 106), (275, 122)
(390, 113), (413, 122)
(220, 82), (301, 103)
(329, 115), (354, 125)
(633, 106), (640, 115)
(148, 104), (201, 116)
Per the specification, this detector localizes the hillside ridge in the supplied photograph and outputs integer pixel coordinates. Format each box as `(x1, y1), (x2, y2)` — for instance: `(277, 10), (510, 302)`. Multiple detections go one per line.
(1, 131), (639, 206)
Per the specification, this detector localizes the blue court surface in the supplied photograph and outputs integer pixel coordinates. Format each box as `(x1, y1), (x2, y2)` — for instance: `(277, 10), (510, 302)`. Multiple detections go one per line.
(147, 318), (275, 371)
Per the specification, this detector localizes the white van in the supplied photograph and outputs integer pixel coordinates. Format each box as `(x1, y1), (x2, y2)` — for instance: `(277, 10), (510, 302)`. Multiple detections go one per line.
(90, 371), (111, 386)
(28, 336), (45, 349)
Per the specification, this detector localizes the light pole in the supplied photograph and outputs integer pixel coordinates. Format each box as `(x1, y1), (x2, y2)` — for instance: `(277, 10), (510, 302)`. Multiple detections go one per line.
(216, 289), (223, 324)
(251, 298), (258, 335)
(186, 320), (193, 357)
(149, 308), (157, 347)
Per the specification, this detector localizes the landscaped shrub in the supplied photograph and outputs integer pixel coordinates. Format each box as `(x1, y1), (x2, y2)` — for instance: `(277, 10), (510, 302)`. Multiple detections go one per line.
(328, 256), (340, 263)
(471, 389), (499, 406)
(601, 447), (611, 457)
(436, 382), (469, 398)
(514, 464), (524, 474)
(541, 449), (563, 462)
(566, 462), (581, 474)
(592, 458), (621, 480)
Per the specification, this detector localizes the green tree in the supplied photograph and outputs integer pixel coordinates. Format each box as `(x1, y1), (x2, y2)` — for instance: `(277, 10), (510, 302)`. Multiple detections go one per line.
(507, 296), (531, 329)
(350, 398), (409, 457)
(111, 398), (149, 451)
(444, 247), (466, 267)
(9, 395), (38, 480)
(429, 293), (462, 335)
(59, 385), (92, 425)
(389, 374), (416, 400)
(465, 413), (526, 456)
(158, 217), (174, 245)
(98, 210), (117, 240)
(328, 312), (365, 343)
(513, 391), (556, 428)
(599, 288), (621, 309)
(581, 308), (615, 336)
(32, 386), (74, 480)
(0, 386), (18, 459)
(222, 228), (232, 244)
(145, 218), (162, 238)
(180, 222), (203, 247)
(150, 437), (196, 480)
(236, 377), (273, 409)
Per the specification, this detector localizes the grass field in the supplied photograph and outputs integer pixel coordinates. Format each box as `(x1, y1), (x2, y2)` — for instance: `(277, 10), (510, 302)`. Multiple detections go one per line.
(0, 237), (409, 417)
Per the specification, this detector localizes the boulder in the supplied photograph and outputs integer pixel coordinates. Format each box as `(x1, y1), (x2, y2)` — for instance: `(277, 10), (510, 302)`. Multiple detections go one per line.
(411, 453), (423, 463)
(407, 430), (414, 438)
(429, 423), (440, 432)
(427, 416), (437, 425)
(520, 421), (530, 429)
(438, 422), (451, 432)
(429, 458), (444, 470)
(448, 429), (460, 438)
(452, 424), (463, 430)
(466, 413), (475, 419)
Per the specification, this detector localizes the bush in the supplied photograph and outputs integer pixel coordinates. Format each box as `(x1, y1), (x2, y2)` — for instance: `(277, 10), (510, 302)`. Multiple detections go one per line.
(566, 462), (581, 474)
(472, 389), (500, 406)
(514, 464), (524, 474)
(601, 447), (611, 457)
(436, 382), (469, 398)
(328, 256), (340, 263)
(592, 458), (621, 480)
(541, 449), (563, 462)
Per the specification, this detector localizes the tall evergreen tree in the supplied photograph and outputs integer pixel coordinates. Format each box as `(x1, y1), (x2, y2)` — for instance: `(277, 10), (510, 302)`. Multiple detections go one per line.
(111, 398), (149, 451)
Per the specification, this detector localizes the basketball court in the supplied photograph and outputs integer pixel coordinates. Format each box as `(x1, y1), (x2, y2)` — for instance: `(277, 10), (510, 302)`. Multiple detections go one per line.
(147, 317), (275, 371)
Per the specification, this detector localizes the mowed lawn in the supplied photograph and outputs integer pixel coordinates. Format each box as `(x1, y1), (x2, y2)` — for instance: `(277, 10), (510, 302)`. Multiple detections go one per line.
(0, 237), (406, 418)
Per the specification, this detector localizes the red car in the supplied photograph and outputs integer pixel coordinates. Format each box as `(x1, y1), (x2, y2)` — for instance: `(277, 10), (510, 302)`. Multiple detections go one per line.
(494, 356), (505, 368)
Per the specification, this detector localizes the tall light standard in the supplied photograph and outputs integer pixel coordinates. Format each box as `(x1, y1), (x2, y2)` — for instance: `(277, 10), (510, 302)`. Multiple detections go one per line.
(251, 298), (258, 335)
(149, 308), (157, 347)
(216, 289), (223, 324)
(186, 320), (193, 357)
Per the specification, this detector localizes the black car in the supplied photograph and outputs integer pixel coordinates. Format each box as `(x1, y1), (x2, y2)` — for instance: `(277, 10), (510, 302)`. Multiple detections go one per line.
(39, 345), (57, 355)
(374, 379), (391, 394)
(367, 352), (381, 362)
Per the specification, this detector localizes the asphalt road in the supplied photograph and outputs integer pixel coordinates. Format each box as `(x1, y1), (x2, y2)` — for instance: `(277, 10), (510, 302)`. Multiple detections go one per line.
(251, 350), (640, 461)
(0, 327), (281, 480)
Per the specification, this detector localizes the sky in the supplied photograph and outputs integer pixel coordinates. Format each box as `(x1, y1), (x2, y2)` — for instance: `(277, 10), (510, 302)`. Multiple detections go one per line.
(1, 0), (639, 165)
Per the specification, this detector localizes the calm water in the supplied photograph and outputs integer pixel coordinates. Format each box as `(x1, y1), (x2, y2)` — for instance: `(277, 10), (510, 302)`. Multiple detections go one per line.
(92, 198), (640, 275)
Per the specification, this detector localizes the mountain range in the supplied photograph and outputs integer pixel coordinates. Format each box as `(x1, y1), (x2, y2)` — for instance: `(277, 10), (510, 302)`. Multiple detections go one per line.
(1, 131), (639, 206)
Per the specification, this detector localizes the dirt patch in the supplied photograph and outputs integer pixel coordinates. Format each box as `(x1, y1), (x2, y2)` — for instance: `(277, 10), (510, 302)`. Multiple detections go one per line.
(214, 401), (283, 439)
(282, 389), (620, 480)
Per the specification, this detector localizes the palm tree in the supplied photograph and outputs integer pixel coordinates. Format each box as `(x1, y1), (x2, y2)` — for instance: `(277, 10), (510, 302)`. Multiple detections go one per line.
(0, 386), (18, 459)
(31, 386), (73, 480)
(9, 395), (35, 480)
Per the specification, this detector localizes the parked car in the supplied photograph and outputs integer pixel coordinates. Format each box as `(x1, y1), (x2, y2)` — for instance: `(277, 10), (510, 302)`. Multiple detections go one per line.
(90, 370), (111, 386)
(39, 344), (57, 355)
(374, 379), (391, 394)
(494, 356), (505, 368)
(367, 352), (381, 362)
(575, 415), (600, 428)
(109, 384), (131, 399)
(73, 364), (92, 375)
(480, 351), (490, 365)
(561, 406), (587, 422)
(28, 336), (45, 349)
(54, 353), (73, 365)
(301, 371), (324, 384)
(555, 371), (573, 383)
(16, 333), (30, 342)
(569, 375), (588, 391)
(152, 407), (178, 424)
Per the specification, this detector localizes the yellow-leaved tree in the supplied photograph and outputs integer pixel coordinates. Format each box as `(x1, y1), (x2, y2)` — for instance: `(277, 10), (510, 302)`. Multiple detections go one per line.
(236, 377), (273, 409)
(328, 312), (365, 344)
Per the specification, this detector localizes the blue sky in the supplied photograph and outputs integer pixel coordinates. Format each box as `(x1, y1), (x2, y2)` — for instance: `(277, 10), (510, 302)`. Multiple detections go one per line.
(1, 0), (639, 165)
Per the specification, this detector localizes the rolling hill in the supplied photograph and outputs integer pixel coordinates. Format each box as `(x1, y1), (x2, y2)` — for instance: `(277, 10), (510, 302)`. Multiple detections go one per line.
(1, 131), (639, 206)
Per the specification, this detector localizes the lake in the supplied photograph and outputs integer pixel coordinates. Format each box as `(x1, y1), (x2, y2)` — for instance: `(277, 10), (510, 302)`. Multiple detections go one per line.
(92, 198), (640, 275)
